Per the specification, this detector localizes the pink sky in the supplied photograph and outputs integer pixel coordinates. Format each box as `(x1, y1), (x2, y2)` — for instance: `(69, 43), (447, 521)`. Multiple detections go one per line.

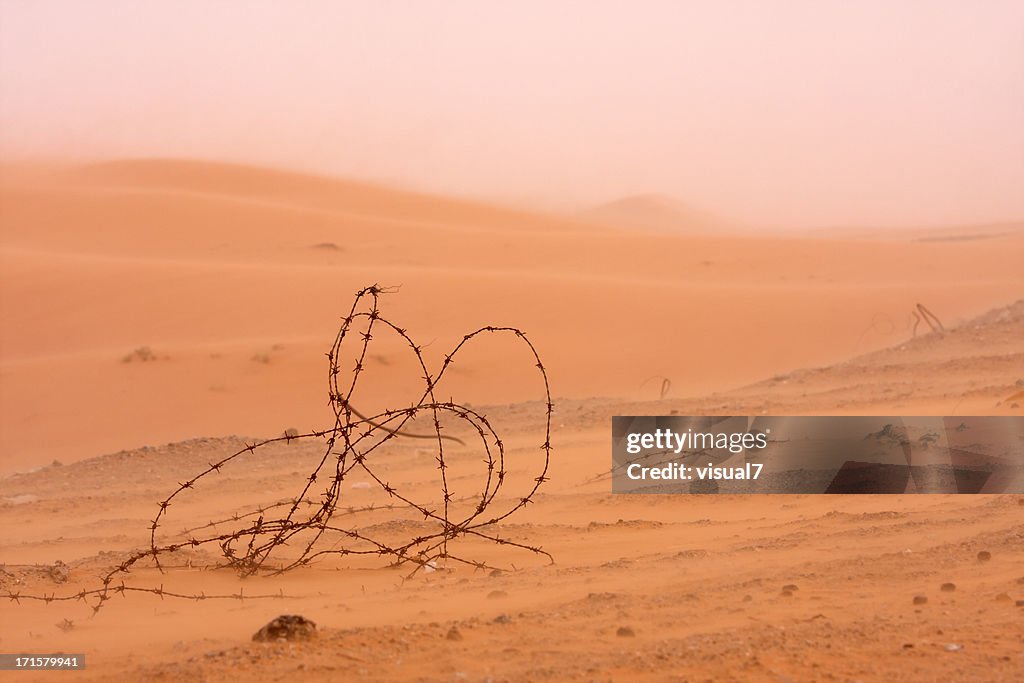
(1, 0), (1022, 228)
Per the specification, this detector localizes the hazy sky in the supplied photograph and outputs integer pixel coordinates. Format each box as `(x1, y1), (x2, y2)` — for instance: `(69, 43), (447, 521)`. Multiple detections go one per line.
(2, 1), (1022, 227)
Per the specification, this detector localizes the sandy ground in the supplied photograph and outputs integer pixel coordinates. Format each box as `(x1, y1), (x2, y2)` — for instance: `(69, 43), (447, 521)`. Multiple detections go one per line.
(1, 160), (1023, 681)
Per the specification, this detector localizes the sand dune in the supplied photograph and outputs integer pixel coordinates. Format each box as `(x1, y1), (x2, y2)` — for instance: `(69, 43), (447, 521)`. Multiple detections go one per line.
(1, 159), (1022, 476)
(578, 193), (726, 233)
(1, 159), (1022, 682)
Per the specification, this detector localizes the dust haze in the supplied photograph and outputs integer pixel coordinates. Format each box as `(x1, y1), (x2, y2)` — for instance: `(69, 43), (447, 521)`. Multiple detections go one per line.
(2, 0), (1023, 228)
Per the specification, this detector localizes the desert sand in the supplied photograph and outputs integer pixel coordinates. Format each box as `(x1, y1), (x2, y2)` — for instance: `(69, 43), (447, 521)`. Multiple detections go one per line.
(1, 160), (1023, 681)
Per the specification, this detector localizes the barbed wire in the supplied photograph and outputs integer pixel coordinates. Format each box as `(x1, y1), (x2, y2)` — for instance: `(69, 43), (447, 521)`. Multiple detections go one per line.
(3, 284), (553, 615)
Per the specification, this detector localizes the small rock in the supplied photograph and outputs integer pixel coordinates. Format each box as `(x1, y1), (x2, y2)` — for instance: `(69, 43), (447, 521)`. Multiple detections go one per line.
(489, 569), (504, 578)
(780, 590), (794, 597)
(1016, 600), (1024, 607)
(902, 643), (914, 649)
(940, 582), (956, 592)
(977, 551), (992, 562)
(122, 346), (157, 363)
(283, 428), (300, 440)
(49, 561), (70, 584)
(742, 594), (753, 602)
(912, 595), (928, 605)
(492, 614), (512, 624)
(781, 584), (799, 592)
(252, 615), (317, 642)
(944, 643), (963, 652)
(616, 626), (636, 637)
(994, 593), (1012, 602)
(487, 590), (507, 599)
(445, 626), (463, 641)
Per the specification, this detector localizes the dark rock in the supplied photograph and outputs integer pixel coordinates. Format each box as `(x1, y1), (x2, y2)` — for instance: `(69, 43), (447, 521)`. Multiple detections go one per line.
(487, 590), (508, 599)
(994, 593), (1012, 602)
(940, 582), (956, 592)
(977, 551), (992, 562)
(252, 615), (317, 642)
(616, 626), (636, 637)
(492, 614), (512, 624)
(781, 584), (799, 592)
(446, 626), (463, 641)
(912, 595), (928, 605)
(49, 561), (69, 584)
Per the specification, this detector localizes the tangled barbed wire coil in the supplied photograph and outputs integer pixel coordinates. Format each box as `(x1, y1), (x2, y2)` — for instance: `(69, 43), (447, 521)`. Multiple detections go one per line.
(4, 284), (553, 615)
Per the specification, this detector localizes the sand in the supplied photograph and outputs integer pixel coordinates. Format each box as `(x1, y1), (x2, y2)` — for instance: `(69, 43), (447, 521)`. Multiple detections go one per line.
(1, 159), (1022, 681)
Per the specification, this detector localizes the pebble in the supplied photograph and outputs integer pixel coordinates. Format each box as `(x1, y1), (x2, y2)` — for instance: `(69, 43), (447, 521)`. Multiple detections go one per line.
(492, 614), (512, 624)
(445, 626), (463, 641)
(49, 561), (70, 584)
(487, 590), (507, 599)
(252, 615), (316, 642)
(994, 593), (1012, 602)
(940, 583), (956, 592)
(912, 595), (928, 605)
(1017, 600), (1024, 608)
(781, 584), (799, 592)
(616, 626), (636, 637)
(977, 551), (992, 562)
(944, 644), (963, 653)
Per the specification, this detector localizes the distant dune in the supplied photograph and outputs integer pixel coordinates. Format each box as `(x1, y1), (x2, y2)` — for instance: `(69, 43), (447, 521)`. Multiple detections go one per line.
(55, 158), (602, 235)
(577, 193), (726, 233)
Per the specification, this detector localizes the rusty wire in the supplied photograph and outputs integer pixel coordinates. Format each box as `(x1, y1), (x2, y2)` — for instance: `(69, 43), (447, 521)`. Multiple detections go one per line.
(4, 284), (553, 615)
